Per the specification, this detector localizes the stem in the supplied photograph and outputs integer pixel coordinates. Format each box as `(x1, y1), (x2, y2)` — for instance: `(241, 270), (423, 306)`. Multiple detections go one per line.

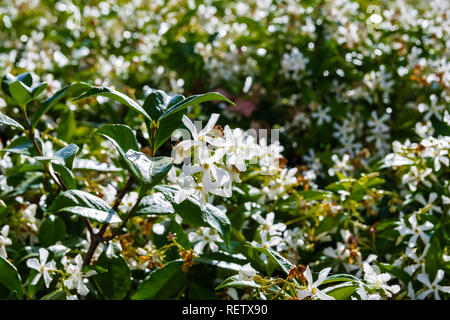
(82, 176), (135, 267)
(105, 195), (144, 240)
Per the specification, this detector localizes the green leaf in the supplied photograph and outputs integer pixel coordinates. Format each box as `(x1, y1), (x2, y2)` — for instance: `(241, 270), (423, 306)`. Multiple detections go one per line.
(322, 282), (359, 300)
(38, 215), (67, 247)
(425, 237), (442, 279)
(1, 72), (32, 97)
(158, 92), (235, 120)
(215, 274), (260, 291)
(32, 82), (91, 129)
(155, 185), (231, 247)
(152, 218), (191, 252)
(47, 190), (121, 224)
(297, 189), (333, 201)
(40, 291), (67, 300)
(131, 260), (187, 300)
(153, 108), (185, 151)
(0, 112), (25, 131)
(93, 243), (131, 300)
(94, 124), (140, 177)
(0, 256), (24, 298)
(142, 90), (170, 120)
(51, 163), (77, 189)
(16, 72), (33, 87)
(31, 82), (48, 98)
(377, 263), (412, 285)
(74, 86), (152, 120)
(321, 274), (361, 285)
(56, 109), (76, 141)
(57, 206), (122, 224)
(135, 192), (175, 216)
(1, 135), (43, 156)
(125, 151), (173, 195)
(9, 81), (32, 105)
(196, 251), (247, 271)
(53, 144), (79, 169)
(250, 246), (294, 277)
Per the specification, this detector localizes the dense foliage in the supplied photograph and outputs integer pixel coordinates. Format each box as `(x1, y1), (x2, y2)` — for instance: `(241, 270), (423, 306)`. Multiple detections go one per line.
(0, 0), (449, 300)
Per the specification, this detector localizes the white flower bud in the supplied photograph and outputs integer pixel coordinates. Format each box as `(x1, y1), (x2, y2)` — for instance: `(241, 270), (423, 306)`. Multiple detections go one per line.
(239, 263), (256, 281)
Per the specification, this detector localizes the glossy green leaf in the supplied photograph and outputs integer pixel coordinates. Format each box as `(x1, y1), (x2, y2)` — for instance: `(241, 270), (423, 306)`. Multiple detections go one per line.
(46, 190), (121, 224)
(94, 124), (140, 177)
(38, 215), (67, 247)
(52, 144), (79, 169)
(125, 150), (173, 196)
(425, 237), (442, 279)
(251, 246), (294, 277)
(51, 163), (77, 189)
(158, 92), (235, 120)
(135, 192), (175, 216)
(31, 82), (48, 98)
(9, 81), (32, 105)
(321, 274), (361, 285)
(132, 260), (186, 300)
(0, 256), (24, 298)
(155, 185), (231, 247)
(74, 86), (152, 120)
(215, 274), (260, 291)
(322, 282), (359, 300)
(0, 112), (24, 131)
(93, 243), (131, 300)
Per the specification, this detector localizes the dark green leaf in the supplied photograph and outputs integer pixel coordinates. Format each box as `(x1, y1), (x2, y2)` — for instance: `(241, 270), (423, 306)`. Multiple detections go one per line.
(158, 92), (235, 120)
(38, 215), (67, 247)
(0, 112), (24, 131)
(32, 82), (91, 129)
(93, 243), (131, 300)
(9, 81), (32, 105)
(131, 260), (186, 300)
(51, 163), (77, 189)
(215, 275), (259, 291)
(47, 190), (121, 224)
(322, 282), (358, 300)
(135, 192), (175, 216)
(53, 144), (79, 169)
(74, 86), (152, 120)
(155, 185), (231, 247)
(125, 151), (173, 195)
(0, 256), (24, 298)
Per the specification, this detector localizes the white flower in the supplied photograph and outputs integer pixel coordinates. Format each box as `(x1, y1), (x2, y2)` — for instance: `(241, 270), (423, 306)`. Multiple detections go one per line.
(239, 263), (257, 281)
(346, 254), (378, 278)
(119, 191), (139, 212)
(395, 214), (434, 247)
(363, 263), (400, 297)
(26, 248), (57, 288)
(328, 154), (353, 177)
(415, 193), (443, 215)
(223, 126), (250, 172)
(367, 111), (390, 134)
(0, 225), (12, 259)
(311, 106), (331, 126)
(354, 284), (382, 300)
(173, 113), (225, 164)
(416, 270), (450, 300)
(404, 244), (429, 275)
(252, 212), (286, 236)
(296, 266), (335, 300)
(418, 94), (446, 121)
(63, 254), (96, 296)
(401, 166), (432, 192)
(188, 227), (223, 254)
